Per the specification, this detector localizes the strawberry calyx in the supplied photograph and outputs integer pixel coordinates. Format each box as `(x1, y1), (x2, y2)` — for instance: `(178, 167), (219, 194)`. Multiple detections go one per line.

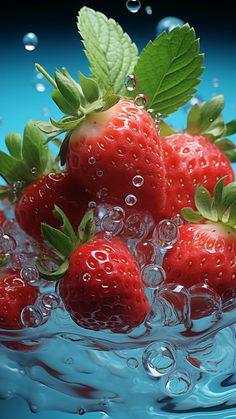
(0, 121), (56, 202)
(37, 206), (96, 280)
(186, 95), (236, 162)
(181, 176), (236, 231)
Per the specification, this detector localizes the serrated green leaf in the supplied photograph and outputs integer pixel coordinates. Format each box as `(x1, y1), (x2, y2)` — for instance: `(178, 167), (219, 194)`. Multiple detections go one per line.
(55, 69), (81, 110)
(187, 104), (201, 134)
(194, 185), (215, 220)
(226, 119), (236, 136)
(51, 89), (79, 116)
(79, 73), (99, 103)
(78, 7), (138, 95)
(127, 24), (204, 117)
(199, 95), (224, 133)
(22, 121), (50, 177)
(5, 133), (22, 159)
(41, 223), (75, 258)
(181, 207), (203, 223)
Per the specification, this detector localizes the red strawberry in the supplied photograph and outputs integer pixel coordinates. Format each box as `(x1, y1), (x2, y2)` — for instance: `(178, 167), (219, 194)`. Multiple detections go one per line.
(0, 122), (91, 241)
(38, 207), (149, 333)
(160, 95), (236, 219)
(163, 178), (236, 298)
(34, 68), (166, 223)
(0, 268), (38, 330)
(0, 211), (6, 226)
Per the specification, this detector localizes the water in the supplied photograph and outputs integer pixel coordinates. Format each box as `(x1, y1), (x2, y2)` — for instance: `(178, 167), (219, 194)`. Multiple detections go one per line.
(126, 0), (141, 14)
(156, 17), (185, 36)
(22, 32), (38, 51)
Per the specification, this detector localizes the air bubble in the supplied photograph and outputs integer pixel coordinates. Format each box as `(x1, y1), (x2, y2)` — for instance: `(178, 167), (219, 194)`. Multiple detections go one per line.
(127, 357), (139, 368)
(0, 234), (16, 252)
(88, 201), (97, 209)
(156, 17), (184, 36)
(125, 194), (137, 206)
(142, 264), (166, 288)
(88, 157), (96, 165)
(156, 219), (179, 249)
(108, 206), (125, 222)
(20, 266), (40, 285)
(21, 305), (43, 328)
(145, 5), (152, 15)
(30, 167), (37, 174)
(12, 181), (23, 193)
(34, 82), (46, 93)
(23, 32), (38, 51)
(96, 170), (103, 177)
(41, 293), (60, 310)
(134, 94), (148, 108)
(132, 175), (144, 187)
(164, 370), (192, 396)
(135, 240), (161, 268)
(124, 74), (138, 91)
(189, 284), (222, 326)
(212, 77), (219, 88)
(82, 273), (91, 282)
(172, 214), (184, 227)
(101, 214), (124, 237)
(126, 0), (141, 13)
(78, 408), (86, 415)
(142, 341), (176, 377)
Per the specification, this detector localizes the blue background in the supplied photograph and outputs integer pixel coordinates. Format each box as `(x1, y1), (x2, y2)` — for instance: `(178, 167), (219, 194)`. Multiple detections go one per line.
(0, 0), (236, 418)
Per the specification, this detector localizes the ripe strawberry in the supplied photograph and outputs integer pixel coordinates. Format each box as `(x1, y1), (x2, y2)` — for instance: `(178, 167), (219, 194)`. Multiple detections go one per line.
(0, 121), (91, 241)
(160, 95), (236, 219)
(0, 268), (38, 330)
(0, 211), (6, 226)
(163, 178), (236, 298)
(34, 68), (167, 223)
(38, 207), (149, 333)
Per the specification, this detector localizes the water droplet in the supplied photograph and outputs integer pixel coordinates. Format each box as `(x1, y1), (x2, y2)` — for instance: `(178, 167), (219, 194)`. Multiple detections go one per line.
(132, 175), (144, 187)
(125, 194), (137, 206)
(101, 214), (124, 237)
(41, 293), (60, 310)
(12, 180), (23, 193)
(122, 213), (147, 240)
(21, 305), (43, 328)
(142, 264), (166, 288)
(78, 408), (86, 415)
(30, 167), (37, 174)
(171, 214), (184, 227)
(0, 234), (16, 252)
(134, 94), (148, 108)
(212, 77), (219, 88)
(126, 0), (141, 13)
(88, 156), (96, 165)
(88, 201), (97, 209)
(142, 341), (176, 377)
(108, 206), (125, 223)
(20, 266), (39, 285)
(184, 95), (203, 113)
(164, 370), (192, 396)
(30, 404), (38, 413)
(82, 272), (91, 282)
(42, 107), (50, 117)
(127, 357), (139, 368)
(34, 82), (46, 93)
(96, 170), (103, 177)
(156, 219), (179, 249)
(145, 5), (152, 15)
(65, 357), (74, 364)
(124, 74), (138, 91)
(156, 17), (184, 36)
(0, 116), (3, 125)
(23, 32), (38, 51)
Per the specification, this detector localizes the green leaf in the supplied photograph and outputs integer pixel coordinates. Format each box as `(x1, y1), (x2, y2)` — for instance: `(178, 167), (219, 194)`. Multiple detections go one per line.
(78, 6), (138, 95)
(181, 207), (203, 223)
(194, 185), (216, 220)
(199, 95), (225, 133)
(50, 116), (82, 131)
(214, 177), (227, 218)
(226, 119), (236, 136)
(159, 120), (177, 137)
(22, 121), (50, 177)
(36, 258), (69, 281)
(224, 149), (236, 163)
(79, 73), (99, 103)
(41, 223), (75, 259)
(127, 24), (204, 117)
(202, 114), (226, 139)
(33, 120), (63, 135)
(101, 87), (120, 111)
(51, 89), (79, 116)
(222, 182), (236, 213)
(187, 104), (201, 134)
(55, 69), (81, 110)
(227, 201), (236, 227)
(215, 138), (236, 151)
(77, 210), (96, 245)
(0, 185), (12, 199)
(5, 133), (22, 159)
(0, 151), (31, 184)
(53, 205), (77, 245)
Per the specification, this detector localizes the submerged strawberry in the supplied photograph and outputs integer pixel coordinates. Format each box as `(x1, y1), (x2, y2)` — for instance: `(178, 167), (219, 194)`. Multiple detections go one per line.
(0, 211), (5, 226)
(163, 178), (236, 297)
(38, 207), (149, 333)
(160, 96), (236, 219)
(0, 122), (91, 241)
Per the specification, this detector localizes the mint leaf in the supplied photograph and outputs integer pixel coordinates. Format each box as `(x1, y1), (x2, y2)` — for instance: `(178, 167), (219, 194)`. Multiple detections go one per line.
(78, 7), (138, 95)
(127, 24), (204, 117)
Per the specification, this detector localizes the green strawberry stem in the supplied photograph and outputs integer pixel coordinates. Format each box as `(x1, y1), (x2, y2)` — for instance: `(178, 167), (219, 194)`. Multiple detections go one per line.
(35, 64), (57, 88)
(37, 206), (96, 280)
(182, 177), (236, 230)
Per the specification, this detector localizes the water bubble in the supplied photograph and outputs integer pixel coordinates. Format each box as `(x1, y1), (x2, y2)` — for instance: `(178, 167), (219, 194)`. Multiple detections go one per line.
(171, 214), (184, 227)
(108, 206), (125, 222)
(12, 181), (23, 193)
(122, 213), (147, 240)
(34, 82), (46, 93)
(65, 357), (74, 365)
(126, 0), (141, 13)
(189, 284), (222, 328)
(127, 357), (139, 368)
(135, 240), (161, 268)
(0, 234), (16, 252)
(78, 408), (86, 415)
(156, 219), (179, 249)
(164, 370), (192, 396)
(21, 305), (43, 328)
(88, 157), (96, 165)
(23, 32), (38, 51)
(156, 17), (184, 36)
(132, 175), (144, 188)
(158, 284), (191, 327)
(30, 167), (37, 174)
(142, 264), (166, 288)
(88, 201), (97, 209)
(96, 170), (103, 177)
(212, 77), (219, 88)
(82, 273), (91, 282)
(134, 94), (148, 108)
(41, 293), (60, 310)
(96, 187), (109, 200)
(20, 266), (39, 285)
(125, 194), (137, 206)
(101, 214), (124, 237)
(142, 341), (176, 377)
(145, 5), (152, 15)
(124, 74), (138, 91)
(42, 107), (50, 117)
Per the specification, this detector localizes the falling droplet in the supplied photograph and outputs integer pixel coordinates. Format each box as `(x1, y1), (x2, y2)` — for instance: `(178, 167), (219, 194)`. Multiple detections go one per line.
(212, 77), (219, 88)
(127, 357), (139, 368)
(156, 17), (184, 36)
(126, 0), (141, 13)
(142, 341), (176, 377)
(124, 74), (138, 91)
(132, 175), (144, 187)
(21, 305), (43, 328)
(23, 32), (38, 51)
(134, 94), (148, 108)
(125, 194), (137, 206)
(145, 5), (152, 15)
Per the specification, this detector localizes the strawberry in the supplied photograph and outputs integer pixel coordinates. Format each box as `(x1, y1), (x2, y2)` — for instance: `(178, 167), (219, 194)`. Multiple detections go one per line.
(160, 96), (236, 219)
(0, 121), (91, 241)
(163, 178), (236, 298)
(34, 67), (167, 223)
(38, 207), (149, 333)
(0, 211), (6, 226)
(0, 268), (38, 330)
